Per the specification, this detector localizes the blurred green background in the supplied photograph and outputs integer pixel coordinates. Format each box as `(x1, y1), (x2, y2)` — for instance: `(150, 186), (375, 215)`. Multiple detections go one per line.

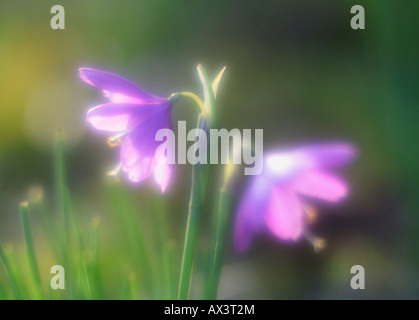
(0, 0), (418, 299)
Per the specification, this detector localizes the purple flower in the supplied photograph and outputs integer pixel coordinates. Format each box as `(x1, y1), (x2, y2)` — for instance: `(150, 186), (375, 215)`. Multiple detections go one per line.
(79, 67), (172, 192)
(234, 143), (357, 252)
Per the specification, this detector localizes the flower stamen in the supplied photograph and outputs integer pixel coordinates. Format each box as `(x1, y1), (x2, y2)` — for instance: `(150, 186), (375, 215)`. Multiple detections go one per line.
(304, 205), (318, 224)
(304, 231), (327, 252)
(107, 137), (121, 148)
(107, 133), (126, 148)
(107, 162), (122, 182)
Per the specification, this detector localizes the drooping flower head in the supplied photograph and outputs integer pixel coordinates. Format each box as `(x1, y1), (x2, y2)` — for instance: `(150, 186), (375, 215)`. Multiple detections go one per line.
(79, 68), (173, 192)
(234, 143), (357, 252)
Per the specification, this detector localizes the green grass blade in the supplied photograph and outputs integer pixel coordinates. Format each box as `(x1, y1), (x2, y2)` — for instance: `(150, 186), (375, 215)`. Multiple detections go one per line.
(55, 130), (69, 251)
(20, 202), (43, 299)
(149, 192), (173, 298)
(164, 240), (176, 299)
(31, 195), (61, 258)
(87, 217), (104, 299)
(0, 242), (24, 299)
(106, 184), (155, 298)
(55, 130), (84, 299)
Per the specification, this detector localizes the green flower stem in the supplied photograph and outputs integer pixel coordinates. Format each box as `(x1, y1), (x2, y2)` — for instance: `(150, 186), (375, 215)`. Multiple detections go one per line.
(20, 202), (43, 299)
(177, 64), (225, 299)
(178, 114), (206, 300)
(203, 175), (234, 299)
(178, 92), (207, 117)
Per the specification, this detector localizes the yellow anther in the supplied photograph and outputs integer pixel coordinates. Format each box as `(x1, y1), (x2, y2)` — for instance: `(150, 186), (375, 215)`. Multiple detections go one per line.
(107, 136), (122, 148)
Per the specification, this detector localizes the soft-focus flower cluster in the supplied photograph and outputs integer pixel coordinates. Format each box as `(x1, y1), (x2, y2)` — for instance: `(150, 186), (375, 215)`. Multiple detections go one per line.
(80, 67), (357, 253)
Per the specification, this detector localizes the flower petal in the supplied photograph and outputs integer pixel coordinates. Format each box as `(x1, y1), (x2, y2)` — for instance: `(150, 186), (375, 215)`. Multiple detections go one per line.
(291, 170), (348, 202)
(120, 109), (172, 183)
(266, 143), (356, 181)
(86, 102), (167, 132)
(299, 143), (357, 168)
(154, 160), (171, 193)
(124, 154), (156, 183)
(79, 68), (164, 103)
(264, 187), (304, 241)
(234, 177), (270, 252)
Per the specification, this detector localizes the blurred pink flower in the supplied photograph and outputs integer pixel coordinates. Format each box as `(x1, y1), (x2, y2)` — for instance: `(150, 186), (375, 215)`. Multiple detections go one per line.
(79, 68), (172, 192)
(234, 143), (357, 251)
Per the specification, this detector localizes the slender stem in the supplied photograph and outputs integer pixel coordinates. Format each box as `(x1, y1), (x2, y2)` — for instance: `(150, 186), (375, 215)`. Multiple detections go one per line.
(177, 115), (206, 300)
(177, 92), (207, 116)
(204, 141), (251, 299)
(55, 130), (77, 298)
(88, 217), (102, 299)
(33, 198), (61, 257)
(128, 271), (139, 300)
(164, 240), (176, 299)
(20, 202), (43, 299)
(55, 130), (69, 259)
(177, 65), (221, 299)
(0, 242), (23, 299)
(81, 262), (93, 299)
(204, 141), (253, 298)
(203, 176), (234, 299)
